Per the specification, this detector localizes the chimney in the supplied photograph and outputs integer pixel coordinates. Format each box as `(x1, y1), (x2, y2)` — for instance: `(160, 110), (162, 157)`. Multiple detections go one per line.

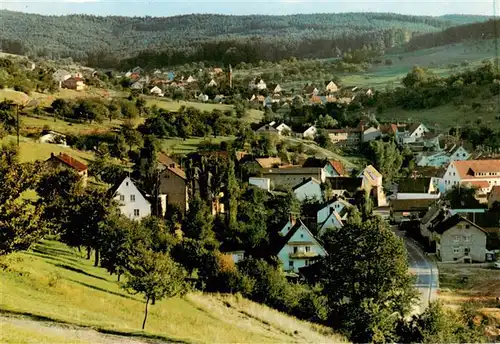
(50, 152), (54, 158)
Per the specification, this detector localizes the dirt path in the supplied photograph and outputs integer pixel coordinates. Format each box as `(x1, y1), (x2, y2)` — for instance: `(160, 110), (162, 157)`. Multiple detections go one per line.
(0, 314), (166, 344)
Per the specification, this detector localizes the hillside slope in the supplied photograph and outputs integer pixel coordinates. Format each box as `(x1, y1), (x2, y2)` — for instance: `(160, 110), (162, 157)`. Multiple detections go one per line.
(0, 240), (346, 344)
(0, 10), (488, 64)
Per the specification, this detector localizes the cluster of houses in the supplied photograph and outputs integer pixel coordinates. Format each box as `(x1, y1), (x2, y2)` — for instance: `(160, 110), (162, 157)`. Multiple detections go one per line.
(389, 158), (500, 263)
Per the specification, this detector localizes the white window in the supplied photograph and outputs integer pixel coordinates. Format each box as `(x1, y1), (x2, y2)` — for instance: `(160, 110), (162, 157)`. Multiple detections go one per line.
(119, 195), (125, 201)
(130, 194), (136, 202)
(133, 209), (140, 217)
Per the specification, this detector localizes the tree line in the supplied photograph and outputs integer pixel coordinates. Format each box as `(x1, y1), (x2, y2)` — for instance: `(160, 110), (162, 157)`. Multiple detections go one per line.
(0, 10), (487, 67)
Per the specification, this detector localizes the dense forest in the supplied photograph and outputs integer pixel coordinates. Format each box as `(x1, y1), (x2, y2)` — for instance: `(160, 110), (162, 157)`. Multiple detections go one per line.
(0, 10), (488, 68)
(405, 18), (500, 51)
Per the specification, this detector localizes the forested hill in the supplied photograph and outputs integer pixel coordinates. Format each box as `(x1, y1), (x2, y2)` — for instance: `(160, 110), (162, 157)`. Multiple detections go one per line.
(405, 18), (500, 51)
(0, 10), (489, 67)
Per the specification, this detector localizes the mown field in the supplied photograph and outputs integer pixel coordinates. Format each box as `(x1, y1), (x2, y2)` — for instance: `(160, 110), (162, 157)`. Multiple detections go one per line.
(0, 240), (345, 344)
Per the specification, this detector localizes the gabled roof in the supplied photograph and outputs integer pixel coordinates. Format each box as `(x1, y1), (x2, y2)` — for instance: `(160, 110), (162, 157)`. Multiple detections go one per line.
(330, 160), (345, 176)
(390, 199), (435, 212)
(406, 123), (424, 134)
(361, 165), (382, 180)
(167, 166), (186, 180)
(452, 160), (500, 179)
(380, 123), (398, 135)
(432, 214), (486, 235)
(318, 210), (343, 233)
(157, 152), (179, 168)
(276, 220), (326, 255)
(255, 157), (282, 168)
(47, 153), (87, 172)
(462, 180), (490, 189)
(292, 177), (321, 191)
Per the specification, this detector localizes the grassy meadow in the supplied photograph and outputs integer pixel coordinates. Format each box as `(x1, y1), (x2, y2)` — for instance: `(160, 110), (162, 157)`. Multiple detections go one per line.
(0, 240), (345, 344)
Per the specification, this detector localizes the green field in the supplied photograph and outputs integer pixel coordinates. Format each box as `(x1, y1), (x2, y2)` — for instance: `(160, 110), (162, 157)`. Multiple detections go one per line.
(161, 136), (234, 154)
(146, 97), (263, 123)
(0, 240), (344, 344)
(1, 135), (95, 163)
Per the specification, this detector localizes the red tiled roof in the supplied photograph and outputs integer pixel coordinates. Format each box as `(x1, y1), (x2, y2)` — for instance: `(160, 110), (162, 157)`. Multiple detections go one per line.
(462, 180), (490, 189)
(452, 160), (500, 179)
(49, 153), (87, 172)
(330, 160), (345, 176)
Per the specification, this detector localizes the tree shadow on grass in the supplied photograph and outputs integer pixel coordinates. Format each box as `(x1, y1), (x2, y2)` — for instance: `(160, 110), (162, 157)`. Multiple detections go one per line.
(66, 278), (139, 301)
(0, 309), (190, 344)
(25, 251), (81, 265)
(32, 246), (82, 260)
(54, 263), (107, 281)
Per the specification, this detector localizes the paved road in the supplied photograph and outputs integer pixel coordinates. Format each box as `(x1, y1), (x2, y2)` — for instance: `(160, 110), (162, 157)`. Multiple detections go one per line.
(394, 228), (439, 314)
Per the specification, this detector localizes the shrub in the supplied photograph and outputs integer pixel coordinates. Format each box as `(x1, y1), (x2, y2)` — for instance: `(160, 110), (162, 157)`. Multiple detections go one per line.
(384, 59), (393, 66)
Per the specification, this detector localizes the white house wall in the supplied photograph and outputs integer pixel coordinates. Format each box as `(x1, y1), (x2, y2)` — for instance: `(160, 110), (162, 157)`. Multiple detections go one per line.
(114, 177), (151, 220)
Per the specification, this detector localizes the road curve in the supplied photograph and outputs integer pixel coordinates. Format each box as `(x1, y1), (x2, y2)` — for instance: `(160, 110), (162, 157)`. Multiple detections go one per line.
(394, 228), (439, 313)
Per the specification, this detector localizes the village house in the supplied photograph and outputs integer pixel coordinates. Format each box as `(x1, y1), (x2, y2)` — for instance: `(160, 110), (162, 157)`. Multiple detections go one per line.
(324, 81), (339, 93)
(303, 83), (319, 96)
(150, 86), (164, 97)
(207, 79), (217, 87)
(361, 126), (382, 143)
(256, 121), (292, 136)
(316, 198), (351, 235)
(431, 215), (487, 263)
(417, 145), (470, 168)
(394, 177), (440, 200)
(52, 69), (72, 87)
(326, 128), (361, 148)
(277, 219), (327, 273)
(186, 75), (196, 83)
(248, 78), (267, 90)
(302, 158), (346, 177)
(396, 123), (430, 145)
(249, 177), (271, 191)
(440, 159), (500, 197)
(46, 152), (88, 186)
(157, 153), (189, 214)
(390, 198), (436, 223)
(62, 77), (85, 91)
(358, 165), (386, 206)
(293, 177), (323, 202)
(379, 123), (398, 137)
(261, 167), (326, 189)
(268, 83), (282, 94)
(130, 82), (143, 90)
(254, 157), (283, 169)
(197, 93), (209, 102)
(109, 176), (151, 220)
(488, 185), (500, 209)
(303, 125), (317, 140)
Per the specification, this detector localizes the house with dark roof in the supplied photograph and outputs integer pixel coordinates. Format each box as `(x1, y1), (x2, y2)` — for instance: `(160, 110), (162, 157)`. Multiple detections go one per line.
(302, 158), (346, 177)
(277, 219), (327, 273)
(390, 198), (436, 223)
(325, 177), (362, 198)
(46, 152), (88, 185)
(430, 215), (487, 263)
(396, 123), (429, 145)
(261, 167), (326, 189)
(109, 176), (151, 220)
(158, 154), (188, 214)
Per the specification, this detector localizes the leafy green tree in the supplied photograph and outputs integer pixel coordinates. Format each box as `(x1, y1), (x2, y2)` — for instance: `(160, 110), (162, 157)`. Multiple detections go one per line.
(182, 196), (217, 246)
(123, 249), (188, 329)
(135, 97), (147, 116)
(0, 100), (17, 133)
(319, 209), (417, 342)
(89, 154), (124, 185)
(0, 144), (44, 255)
(134, 135), (160, 215)
(445, 185), (481, 209)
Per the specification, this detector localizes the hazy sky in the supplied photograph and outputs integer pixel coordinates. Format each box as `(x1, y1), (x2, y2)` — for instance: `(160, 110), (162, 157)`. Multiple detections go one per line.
(0, 0), (498, 17)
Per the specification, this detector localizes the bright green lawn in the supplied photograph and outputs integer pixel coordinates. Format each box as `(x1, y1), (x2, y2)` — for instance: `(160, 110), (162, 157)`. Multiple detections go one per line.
(0, 240), (342, 343)
(1, 135), (95, 163)
(161, 136), (234, 154)
(146, 97), (263, 123)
